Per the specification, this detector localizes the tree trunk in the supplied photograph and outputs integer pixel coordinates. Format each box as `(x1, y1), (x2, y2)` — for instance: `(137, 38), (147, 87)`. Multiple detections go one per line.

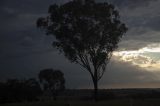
(92, 67), (98, 101)
(52, 90), (57, 101)
(93, 79), (98, 101)
(53, 96), (57, 101)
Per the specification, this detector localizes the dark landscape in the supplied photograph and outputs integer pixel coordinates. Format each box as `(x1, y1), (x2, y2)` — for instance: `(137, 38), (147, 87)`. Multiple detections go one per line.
(2, 86), (160, 105)
(1, 0), (160, 105)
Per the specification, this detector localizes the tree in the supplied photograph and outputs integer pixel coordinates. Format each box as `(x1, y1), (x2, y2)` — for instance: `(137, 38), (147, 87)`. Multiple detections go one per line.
(38, 69), (65, 100)
(37, 0), (127, 100)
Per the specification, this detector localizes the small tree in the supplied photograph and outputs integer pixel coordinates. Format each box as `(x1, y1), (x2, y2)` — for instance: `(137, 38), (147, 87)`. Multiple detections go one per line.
(37, 0), (127, 100)
(38, 69), (65, 100)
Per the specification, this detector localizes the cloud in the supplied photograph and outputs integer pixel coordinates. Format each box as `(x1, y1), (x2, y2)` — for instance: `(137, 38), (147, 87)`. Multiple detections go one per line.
(118, 39), (149, 50)
(114, 43), (160, 72)
(113, 52), (157, 69)
(120, 0), (160, 31)
(105, 0), (158, 9)
(115, 0), (160, 51)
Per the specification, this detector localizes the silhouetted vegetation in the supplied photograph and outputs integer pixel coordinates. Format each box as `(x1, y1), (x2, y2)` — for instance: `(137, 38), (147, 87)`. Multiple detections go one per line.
(39, 69), (65, 100)
(37, 0), (127, 100)
(0, 78), (42, 104)
(0, 69), (66, 104)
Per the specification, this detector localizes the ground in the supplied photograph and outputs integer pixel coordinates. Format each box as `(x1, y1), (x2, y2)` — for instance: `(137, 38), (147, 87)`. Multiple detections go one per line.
(1, 98), (160, 106)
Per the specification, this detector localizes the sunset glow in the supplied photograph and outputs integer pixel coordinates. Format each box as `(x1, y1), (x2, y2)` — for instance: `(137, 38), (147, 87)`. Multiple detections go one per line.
(113, 43), (160, 71)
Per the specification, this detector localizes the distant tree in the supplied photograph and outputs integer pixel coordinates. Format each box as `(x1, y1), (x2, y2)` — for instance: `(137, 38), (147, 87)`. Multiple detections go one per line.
(38, 69), (65, 100)
(37, 0), (127, 100)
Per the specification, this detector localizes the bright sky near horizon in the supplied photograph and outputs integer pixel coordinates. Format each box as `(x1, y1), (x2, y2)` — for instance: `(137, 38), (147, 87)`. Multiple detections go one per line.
(113, 43), (160, 71)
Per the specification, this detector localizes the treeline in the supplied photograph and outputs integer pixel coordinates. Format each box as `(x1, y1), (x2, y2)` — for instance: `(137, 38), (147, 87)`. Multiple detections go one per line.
(0, 78), (42, 103)
(0, 69), (65, 104)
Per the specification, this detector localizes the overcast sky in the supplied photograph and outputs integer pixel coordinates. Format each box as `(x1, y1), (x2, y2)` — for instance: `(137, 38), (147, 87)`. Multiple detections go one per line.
(1, 0), (160, 89)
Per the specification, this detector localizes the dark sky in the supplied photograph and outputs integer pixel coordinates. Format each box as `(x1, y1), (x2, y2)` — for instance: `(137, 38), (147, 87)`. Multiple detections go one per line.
(1, 0), (160, 89)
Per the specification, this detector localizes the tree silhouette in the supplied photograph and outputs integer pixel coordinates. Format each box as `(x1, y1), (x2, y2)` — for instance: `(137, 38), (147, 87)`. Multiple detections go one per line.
(23, 78), (42, 101)
(38, 69), (65, 100)
(0, 79), (42, 103)
(37, 0), (127, 100)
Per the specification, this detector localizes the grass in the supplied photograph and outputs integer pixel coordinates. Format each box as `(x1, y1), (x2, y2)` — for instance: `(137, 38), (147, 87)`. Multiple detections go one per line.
(2, 98), (160, 106)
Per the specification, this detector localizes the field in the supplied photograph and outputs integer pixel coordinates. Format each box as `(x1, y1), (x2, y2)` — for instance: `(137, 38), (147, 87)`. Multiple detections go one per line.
(1, 99), (160, 106)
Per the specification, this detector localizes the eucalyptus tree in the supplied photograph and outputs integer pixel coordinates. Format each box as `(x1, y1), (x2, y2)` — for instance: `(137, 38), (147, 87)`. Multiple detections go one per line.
(37, 0), (127, 100)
